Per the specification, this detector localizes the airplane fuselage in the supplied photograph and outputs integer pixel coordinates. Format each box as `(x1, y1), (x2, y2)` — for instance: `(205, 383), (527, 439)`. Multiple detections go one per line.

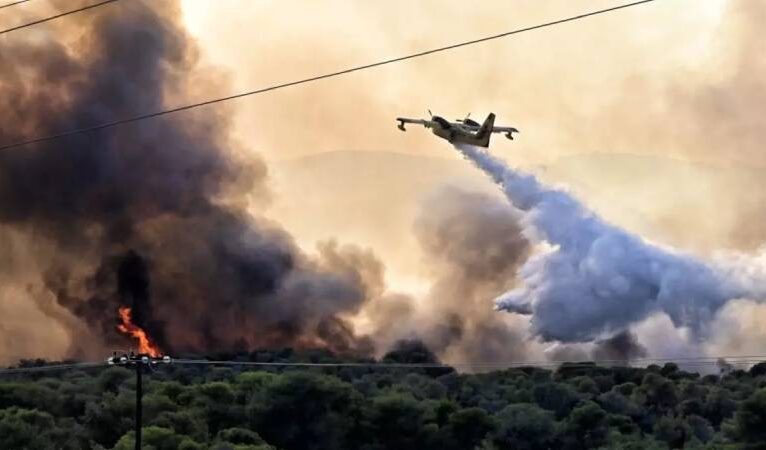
(429, 116), (492, 147)
(431, 122), (467, 140)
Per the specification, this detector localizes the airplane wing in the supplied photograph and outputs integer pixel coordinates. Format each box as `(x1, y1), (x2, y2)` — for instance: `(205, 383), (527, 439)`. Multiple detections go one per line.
(492, 126), (519, 140)
(452, 125), (518, 133)
(396, 118), (430, 131)
(449, 123), (519, 139)
(492, 126), (519, 133)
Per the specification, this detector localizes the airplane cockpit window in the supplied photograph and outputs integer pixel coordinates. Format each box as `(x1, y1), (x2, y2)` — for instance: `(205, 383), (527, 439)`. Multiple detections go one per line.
(432, 116), (451, 129)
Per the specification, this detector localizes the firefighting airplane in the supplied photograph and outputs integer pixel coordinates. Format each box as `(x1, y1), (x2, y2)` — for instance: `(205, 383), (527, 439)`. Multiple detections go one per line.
(396, 111), (518, 147)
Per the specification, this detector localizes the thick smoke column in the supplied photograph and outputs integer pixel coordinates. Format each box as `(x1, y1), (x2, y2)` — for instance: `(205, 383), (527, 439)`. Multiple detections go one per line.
(357, 186), (545, 367)
(0, 1), (379, 358)
(455, 144), (766, 342)
(413, 187), (534, 364)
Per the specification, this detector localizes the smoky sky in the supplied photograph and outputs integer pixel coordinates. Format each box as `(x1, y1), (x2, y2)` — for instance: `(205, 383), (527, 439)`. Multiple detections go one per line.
(6, 0), (766, 366)
(0, 1), (380, 358)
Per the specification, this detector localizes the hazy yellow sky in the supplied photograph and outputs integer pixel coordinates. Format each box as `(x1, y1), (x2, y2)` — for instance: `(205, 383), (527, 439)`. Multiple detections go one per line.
(172, 0), (753, 297)
(179, 0), (729, 165)
(0, 0), (753, 286)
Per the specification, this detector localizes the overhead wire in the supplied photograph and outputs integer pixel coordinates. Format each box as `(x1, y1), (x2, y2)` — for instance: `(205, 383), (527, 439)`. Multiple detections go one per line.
(1, 354), (762, 377)
(173, 354), (766, 370)
(0, 0), (30, 10)
(0, 0), (118, 36)
(172, 361), (759, 370)
(0, 361), (106, 375)
(0, 0), (658, 151)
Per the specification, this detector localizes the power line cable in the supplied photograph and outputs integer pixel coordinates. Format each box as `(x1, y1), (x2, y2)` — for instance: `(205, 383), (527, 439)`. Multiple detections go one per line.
(174, 361), (761, 369)
(0, 0), (117, 36)
(172, 361), (761, 370)
(173, 354), (766, 370)
(1, 353), (761, 377)
(0, 361), (106, 375)
(0, 0), (658, 151)
(0, 0), (30, 10)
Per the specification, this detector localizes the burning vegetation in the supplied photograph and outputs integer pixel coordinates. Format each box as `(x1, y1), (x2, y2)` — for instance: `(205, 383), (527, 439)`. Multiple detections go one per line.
(116, 307), (162, 357)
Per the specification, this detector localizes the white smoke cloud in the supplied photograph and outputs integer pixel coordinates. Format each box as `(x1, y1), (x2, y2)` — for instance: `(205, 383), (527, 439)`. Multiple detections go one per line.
(455, 144), (766, 343)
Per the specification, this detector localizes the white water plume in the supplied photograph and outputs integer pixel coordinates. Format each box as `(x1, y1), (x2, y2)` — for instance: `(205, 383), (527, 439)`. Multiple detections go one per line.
(455, 144), (766, 342)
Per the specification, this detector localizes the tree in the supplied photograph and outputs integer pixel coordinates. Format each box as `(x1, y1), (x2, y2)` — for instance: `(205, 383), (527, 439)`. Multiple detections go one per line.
(125, 426), (189, 449)
(192, 382), (243, 435)
(532, 382), (580, 419)
(97, 367), (133, 393)
(488, 403), (557, 450)
(598, 390), (640, 417)
(685, 415), (713, 444)
(561, 401), (609, 450)
(365, 392), (429, 450)
(0, 407), (59, 449)
(441, 407), (497, 450)
(750, 362), (766, 378)
(150, 410), (209, 443)
(569, 376), (600, 397)
(703, 387), (738, 427)
(0, 382), (59, 413)
(215, 427), (274, 449)
(249, 371), (361, 450)
(653, 415), (690, 449)
(606, 413), (640, 435)
(82, 390), (135, 447)
(732, 388), (766, 449)
(635, 373), (678, 414)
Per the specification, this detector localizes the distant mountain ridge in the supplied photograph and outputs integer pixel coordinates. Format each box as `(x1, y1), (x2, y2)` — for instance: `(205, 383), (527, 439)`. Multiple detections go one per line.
(267, 150), (764, 261)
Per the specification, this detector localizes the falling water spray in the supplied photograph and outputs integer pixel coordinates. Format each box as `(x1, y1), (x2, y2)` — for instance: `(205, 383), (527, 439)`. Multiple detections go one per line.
(455, 144), (766, 342)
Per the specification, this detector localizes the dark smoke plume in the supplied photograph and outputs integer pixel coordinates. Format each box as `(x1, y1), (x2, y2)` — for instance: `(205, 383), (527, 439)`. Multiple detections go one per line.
(591, 330), (647, 362)
(0, 1), (377, 358)
(410, 187), (534, 366)
(358, 186), (535, 366)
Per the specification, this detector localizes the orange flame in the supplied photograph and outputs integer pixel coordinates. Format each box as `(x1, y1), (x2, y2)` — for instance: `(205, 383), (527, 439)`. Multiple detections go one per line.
(116, 306), (162, 357)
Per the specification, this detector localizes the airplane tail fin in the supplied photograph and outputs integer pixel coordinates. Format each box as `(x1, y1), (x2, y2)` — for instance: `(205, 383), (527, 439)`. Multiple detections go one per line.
(476, 113), (496, 139)
(473, 113), (495, 147)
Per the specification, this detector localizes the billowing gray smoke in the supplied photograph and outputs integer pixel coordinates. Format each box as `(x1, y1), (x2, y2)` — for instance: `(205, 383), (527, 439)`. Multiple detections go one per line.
(591, 330), (647, 362)
(0, 2), (378, 357)
(357, 186), (542, 367)
(413, 187), (533, 364)
(455, 144), (766, 343)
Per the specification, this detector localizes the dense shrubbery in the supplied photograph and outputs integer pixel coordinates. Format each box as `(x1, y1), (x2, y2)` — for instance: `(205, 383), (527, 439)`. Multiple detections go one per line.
(2, 345), (766, 449)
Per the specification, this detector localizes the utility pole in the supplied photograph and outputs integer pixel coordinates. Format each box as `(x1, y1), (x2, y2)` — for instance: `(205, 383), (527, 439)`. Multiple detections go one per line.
(135, 360), (142, 450)
(107, 352), (172, 450)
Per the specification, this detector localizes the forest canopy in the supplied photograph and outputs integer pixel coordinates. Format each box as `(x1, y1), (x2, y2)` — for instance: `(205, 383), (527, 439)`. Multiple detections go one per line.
(1, 343), (765, 450)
